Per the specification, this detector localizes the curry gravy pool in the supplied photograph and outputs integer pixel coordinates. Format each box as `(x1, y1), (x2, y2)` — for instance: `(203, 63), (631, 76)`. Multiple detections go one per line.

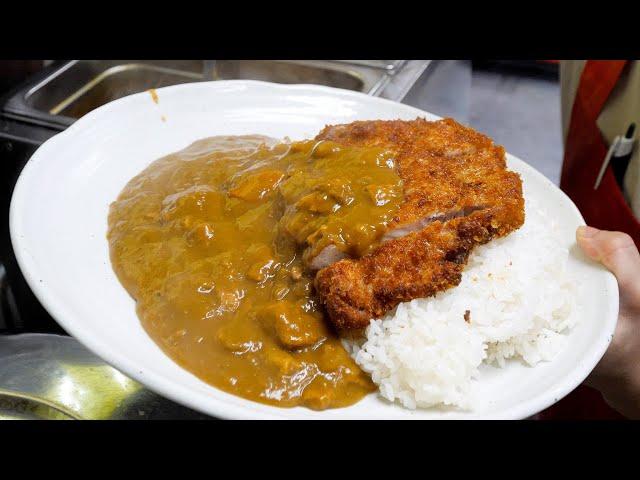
(108, 135), (403, 409)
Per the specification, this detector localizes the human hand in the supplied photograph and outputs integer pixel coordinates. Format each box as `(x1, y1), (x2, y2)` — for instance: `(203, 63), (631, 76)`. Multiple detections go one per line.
(576, 225), (640, 419)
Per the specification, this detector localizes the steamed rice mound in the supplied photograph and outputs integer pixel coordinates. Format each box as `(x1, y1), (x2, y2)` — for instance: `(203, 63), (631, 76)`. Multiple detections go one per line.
(343, 196), (577, 410)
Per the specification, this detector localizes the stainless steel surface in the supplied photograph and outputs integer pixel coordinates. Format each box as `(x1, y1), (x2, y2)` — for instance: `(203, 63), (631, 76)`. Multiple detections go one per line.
(202, 60), (217, 81)
(378, 60), (431, 104)
(0, 391), (76, 419)
(3, 60), (432, 130)
(334, 60), (406, 71)
(0, 334), (210, 419)
(7, 60), (391, 124)
(47, 64), (202, 117)
(214, 60), (374, 92)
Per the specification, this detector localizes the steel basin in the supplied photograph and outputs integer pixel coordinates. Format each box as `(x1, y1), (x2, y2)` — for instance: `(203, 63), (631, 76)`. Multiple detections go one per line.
(5, 60), (391, 128)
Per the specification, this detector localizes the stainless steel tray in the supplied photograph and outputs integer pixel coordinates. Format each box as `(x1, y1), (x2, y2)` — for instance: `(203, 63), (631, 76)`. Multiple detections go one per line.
(334, 60), (406, 71)
(3, 60), (396, 128)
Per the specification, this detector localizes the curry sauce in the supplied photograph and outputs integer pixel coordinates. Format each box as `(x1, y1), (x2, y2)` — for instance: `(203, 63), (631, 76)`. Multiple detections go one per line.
(108, 135), (403, 409)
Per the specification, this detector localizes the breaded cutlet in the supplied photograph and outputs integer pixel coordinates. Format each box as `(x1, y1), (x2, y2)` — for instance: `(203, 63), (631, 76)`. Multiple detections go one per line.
(312, 118), (525, 331)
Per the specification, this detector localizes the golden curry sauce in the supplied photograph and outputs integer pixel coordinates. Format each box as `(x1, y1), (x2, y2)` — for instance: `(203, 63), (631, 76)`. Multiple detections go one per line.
(108, 135), (403, 409)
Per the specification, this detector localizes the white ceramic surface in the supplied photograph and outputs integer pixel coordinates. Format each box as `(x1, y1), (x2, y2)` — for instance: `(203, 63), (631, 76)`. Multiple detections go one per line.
(10, 81), (618, 419)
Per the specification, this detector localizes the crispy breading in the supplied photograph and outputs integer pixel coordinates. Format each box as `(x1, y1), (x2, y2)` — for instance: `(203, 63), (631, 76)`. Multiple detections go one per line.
(313, 118), (525, 331)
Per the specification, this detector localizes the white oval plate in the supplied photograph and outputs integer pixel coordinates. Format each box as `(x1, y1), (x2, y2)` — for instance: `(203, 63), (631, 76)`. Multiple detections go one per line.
(10, 81), (618, 419)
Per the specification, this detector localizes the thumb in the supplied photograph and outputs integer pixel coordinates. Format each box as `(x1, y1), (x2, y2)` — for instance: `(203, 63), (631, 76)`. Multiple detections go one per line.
(576, 226), (640, 300)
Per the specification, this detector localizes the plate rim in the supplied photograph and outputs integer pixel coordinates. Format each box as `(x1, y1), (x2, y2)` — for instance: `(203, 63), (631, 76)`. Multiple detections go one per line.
(9, 80), (619, 419)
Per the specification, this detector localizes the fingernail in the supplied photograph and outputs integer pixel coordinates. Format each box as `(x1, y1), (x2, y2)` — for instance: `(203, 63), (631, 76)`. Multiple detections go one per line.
(577, 225), (599, 239)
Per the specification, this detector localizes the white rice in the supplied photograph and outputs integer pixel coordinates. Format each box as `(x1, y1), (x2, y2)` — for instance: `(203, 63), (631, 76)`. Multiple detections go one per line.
(343, 197), (577, 410)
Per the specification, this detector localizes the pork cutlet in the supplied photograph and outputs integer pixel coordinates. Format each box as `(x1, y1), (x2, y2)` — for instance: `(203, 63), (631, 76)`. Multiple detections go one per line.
(312, 118), (525, 331)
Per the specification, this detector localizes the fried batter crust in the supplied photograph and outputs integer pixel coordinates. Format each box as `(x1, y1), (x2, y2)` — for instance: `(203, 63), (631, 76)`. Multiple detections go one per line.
(313, 118), (525, 331)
